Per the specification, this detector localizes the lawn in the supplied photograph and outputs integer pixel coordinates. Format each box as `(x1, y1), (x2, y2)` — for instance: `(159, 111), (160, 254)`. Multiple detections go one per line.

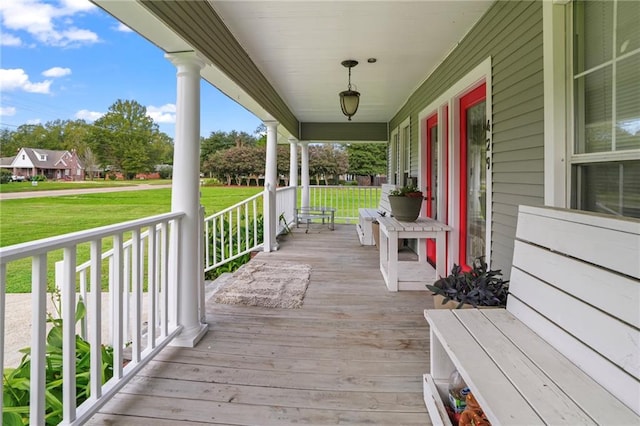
(0, 179), (169, 193)
(0, 186), (262, 292)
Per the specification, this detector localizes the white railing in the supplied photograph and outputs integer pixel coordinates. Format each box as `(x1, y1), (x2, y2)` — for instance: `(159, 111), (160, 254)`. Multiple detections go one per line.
(0, 212), (184, 425)
(276, 186), (296, 233)
(203, 192), (263, 273)
(203, 187), (298, 273)
(308, 185), (381, 223)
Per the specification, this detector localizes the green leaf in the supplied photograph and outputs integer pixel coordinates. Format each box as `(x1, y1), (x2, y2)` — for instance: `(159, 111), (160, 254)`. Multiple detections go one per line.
(3, 410), (27, 426)
(75, 298), (86, 323)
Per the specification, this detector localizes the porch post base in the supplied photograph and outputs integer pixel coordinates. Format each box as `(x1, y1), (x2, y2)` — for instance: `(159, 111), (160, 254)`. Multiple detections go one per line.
(170, 323), (208, 348)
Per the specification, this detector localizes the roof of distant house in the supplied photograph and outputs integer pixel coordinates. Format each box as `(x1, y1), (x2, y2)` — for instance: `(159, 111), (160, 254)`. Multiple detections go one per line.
(0, 156), (15, 168)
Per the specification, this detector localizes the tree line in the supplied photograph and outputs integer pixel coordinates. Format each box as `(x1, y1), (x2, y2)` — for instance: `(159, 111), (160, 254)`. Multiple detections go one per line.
(200, 129), (387, 186)
(1, 99), (388, 183)
(1, 99), (173, 179)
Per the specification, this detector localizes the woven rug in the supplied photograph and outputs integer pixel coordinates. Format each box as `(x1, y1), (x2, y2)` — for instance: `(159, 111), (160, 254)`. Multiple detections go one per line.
(212, 261), (312, 308)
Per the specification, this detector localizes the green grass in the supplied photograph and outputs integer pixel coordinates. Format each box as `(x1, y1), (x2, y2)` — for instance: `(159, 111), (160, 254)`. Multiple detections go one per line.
(0, 186), (262, 292)
(0, 179), (170, 193)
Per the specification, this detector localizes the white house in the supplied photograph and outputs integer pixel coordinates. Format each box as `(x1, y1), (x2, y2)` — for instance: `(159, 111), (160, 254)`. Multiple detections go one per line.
(2, 148), (85, 181)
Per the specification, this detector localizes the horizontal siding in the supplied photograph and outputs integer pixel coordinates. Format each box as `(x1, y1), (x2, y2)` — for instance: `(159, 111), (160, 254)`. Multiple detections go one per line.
(390, 0), (544, 275)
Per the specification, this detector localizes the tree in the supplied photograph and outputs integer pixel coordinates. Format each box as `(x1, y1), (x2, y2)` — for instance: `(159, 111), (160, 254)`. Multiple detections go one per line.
(200, 130), (257, 168)
(345, 143), (387, 185)
(81, 147), (100, 180)
(205, 146), (264, 185)
(309, 144), (348, 185)
(277, 145), (291, 185)
(91, 99), (159, 178)
(0, 128), (18, 157)
(148, 132), (174, 166)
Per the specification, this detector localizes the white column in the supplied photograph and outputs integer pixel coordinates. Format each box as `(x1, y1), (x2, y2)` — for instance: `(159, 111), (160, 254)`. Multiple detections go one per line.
(300, 141), (310, 208)
(289, 137), (298, 214)
(166, 51), (207, 347)
(263, 121), (279, 252)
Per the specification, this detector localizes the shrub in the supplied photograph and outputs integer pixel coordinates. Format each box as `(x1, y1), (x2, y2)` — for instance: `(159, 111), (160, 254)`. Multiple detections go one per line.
(0, 169), (11, 184)
(2, 292), (114, 425)
(204, 214), (264, 280)
(31, 174), (47, 182)
(158, 166), (173, 179)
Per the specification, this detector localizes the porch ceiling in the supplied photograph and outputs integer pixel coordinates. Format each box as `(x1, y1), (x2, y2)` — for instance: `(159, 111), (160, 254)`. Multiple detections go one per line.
(92, 0), (492, 141)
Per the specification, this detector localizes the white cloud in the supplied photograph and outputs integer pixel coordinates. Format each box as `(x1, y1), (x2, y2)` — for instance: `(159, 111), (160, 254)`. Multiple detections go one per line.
(0, 0), (99, 47)
(75, 109), (102, 121)
(147, 104), (176, 124)
(26, 118), (42, 125)
(0, 32), (22, 46)
(0, 68), (52, 94)
(115, 22), (132, 33)
(0, 106), (17, 116)
(60, 0), (95, 13)
(42, 66), (71, 77)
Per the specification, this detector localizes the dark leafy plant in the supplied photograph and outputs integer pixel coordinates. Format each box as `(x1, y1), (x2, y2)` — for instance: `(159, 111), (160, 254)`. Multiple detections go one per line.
(426, 256), (509, 308)
(2, 291), (114, 425)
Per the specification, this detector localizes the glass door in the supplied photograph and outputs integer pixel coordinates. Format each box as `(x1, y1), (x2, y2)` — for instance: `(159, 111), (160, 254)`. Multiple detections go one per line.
(459, 83), (487, 268)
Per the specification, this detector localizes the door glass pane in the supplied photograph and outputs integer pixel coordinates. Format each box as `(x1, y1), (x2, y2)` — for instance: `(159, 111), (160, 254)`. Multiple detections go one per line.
(429, 124), (438, 220)
(576, 160), (640, 218)
(466, 101), (486, 265)
(616, 54), (640, 151)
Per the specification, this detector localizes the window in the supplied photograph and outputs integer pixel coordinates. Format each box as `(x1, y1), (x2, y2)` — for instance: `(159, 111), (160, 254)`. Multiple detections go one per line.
(571, 0), (640, 217)
(400, 118), (410, 186)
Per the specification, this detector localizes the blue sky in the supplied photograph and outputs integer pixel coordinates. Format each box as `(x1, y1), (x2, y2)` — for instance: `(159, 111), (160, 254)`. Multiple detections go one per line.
(0, 0), (263, 138)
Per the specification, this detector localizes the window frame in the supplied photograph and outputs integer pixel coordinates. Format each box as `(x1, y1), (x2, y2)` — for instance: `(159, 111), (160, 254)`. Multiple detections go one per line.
(545, 0), (640, 213)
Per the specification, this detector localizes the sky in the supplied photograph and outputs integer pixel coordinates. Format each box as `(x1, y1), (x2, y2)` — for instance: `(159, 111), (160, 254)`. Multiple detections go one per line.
(0, 0), (263, 139)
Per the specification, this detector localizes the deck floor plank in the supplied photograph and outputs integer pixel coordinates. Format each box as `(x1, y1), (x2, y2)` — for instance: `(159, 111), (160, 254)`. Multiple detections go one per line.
(88, 225), (434, 425)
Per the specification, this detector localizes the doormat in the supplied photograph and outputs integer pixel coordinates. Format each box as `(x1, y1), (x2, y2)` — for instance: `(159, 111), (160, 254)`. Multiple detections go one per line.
(212, 261), (311, 308)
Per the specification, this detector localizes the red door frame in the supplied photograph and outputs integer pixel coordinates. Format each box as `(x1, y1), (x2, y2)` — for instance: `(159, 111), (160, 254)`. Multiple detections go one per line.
(425, 114), (438, 263)
(458, 83), (486, 269)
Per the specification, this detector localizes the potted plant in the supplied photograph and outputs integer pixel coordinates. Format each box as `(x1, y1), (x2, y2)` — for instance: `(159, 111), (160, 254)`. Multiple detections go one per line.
(426, 256), (509, 308)
(388, 185), (425, 221)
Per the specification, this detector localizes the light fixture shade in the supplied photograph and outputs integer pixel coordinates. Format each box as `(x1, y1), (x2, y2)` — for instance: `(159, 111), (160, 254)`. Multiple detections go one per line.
(339, 89), (360, 121)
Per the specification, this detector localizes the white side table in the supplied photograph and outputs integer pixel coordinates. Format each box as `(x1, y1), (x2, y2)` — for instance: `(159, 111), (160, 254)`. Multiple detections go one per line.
(377, 217), (452, 291)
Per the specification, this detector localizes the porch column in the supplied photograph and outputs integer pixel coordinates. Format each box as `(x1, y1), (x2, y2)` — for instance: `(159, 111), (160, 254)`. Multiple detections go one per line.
(289, 137), (298, 214)
(300, 141), (310, 208)
(263, 121), (279, 252)
(166, 51), (208, 347)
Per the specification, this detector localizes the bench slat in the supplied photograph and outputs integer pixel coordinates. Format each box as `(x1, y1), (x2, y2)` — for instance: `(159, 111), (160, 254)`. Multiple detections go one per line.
(507, 296), (640, 416)
(426, 309), (544, 425)
(454, 310), (597, 425)
(512, 240), (640, 329)
(483, 309), (640, 425)
(509, 268), (640, 380)
(516, 206), (640, 279)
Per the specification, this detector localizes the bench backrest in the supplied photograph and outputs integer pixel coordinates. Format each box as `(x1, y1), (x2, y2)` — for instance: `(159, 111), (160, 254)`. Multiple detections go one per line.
(378, 184), (397, 215)
(507, 205), (640, 414)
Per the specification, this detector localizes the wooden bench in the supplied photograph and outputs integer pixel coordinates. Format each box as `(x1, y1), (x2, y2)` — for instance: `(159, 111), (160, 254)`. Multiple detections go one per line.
(423, 205), (640, 425)
(356, 183), (396, 245)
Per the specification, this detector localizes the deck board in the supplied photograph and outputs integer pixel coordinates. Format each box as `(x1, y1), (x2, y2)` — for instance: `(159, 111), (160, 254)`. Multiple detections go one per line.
(88, 224), (434, 425)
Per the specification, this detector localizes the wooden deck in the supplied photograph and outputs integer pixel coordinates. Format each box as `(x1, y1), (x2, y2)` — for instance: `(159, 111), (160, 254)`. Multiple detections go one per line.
(89, 224), (435, 425)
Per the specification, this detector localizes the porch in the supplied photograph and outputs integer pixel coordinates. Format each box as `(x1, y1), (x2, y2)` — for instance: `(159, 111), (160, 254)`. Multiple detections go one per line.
(88, 224), (432, 425)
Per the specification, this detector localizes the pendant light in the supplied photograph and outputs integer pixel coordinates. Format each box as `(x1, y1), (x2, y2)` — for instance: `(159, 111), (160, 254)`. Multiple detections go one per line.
(339, 60), (360, 121)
